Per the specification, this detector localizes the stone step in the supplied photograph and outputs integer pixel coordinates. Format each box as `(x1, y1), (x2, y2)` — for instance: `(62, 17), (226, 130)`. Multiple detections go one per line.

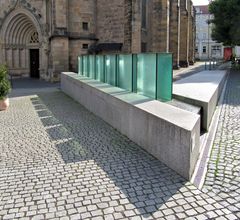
(173, 70), (228, 131)
(167, 99), (201, 115)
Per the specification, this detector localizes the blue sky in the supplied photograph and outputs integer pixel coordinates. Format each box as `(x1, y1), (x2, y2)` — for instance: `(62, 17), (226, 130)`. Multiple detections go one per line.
(192, 0), (210, 5)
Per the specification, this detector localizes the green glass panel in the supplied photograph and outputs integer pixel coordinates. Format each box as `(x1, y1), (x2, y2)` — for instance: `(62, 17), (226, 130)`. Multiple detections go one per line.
(118, 54), (133, 91)
(132, 54), (138, 93)
(137, 53), (157, 99)
(78, 56), (83, 75)
(105, 55), (117, 86)
(96, 55), (105, 82)
(83, 56), (89, 77)
(88, 55), (95, 79)
(157, 53), (173, 101)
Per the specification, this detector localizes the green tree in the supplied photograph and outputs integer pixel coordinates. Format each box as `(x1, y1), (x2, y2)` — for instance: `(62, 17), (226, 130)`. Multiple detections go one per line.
(0, 65), (11, 100)
(209, 0), (240, 46)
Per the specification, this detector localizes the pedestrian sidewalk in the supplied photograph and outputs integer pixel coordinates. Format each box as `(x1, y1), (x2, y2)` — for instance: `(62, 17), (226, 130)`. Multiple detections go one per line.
(173, 62), (206, 81)
(202, 69), (240, 219)
(173, 61), (230, 82)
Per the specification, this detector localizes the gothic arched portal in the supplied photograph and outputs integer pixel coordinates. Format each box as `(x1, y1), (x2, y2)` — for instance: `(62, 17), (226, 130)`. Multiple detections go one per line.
(0, 7), (48, 79)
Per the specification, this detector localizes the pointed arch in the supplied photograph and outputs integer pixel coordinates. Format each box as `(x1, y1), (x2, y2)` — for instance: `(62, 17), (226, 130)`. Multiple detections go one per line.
(0, 7), (43, 44)
(1, 11), (42, 46)
(0, 7), (47, 78)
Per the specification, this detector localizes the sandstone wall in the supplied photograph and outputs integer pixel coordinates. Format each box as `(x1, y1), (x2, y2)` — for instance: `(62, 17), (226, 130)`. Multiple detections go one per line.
(179, 0), (190, 67)
(68, 0), (96, 36)
(188, 1), (195, 64)
(68, 0), (97, 71)
(69, 39), (94, 72)
(96, 0), (125, 44)
(51, 37), (69, 81)
(169, 0), (180, 68)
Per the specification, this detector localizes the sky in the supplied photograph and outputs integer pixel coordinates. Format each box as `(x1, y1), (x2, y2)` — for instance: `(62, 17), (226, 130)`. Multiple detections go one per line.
(192, 0), (210, 5)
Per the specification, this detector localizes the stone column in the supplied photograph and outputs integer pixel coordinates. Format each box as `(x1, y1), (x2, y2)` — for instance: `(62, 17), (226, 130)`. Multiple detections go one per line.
(9, 49), (13, 68)
(50, 0), (69, 81)
(50, 37), (69, 82)
(151, 0), (170, 52)
(179, 0), (189, 67)
(169, 0), (180, 69)
(131, 0), (141, 53)
(188, 1), (195, 65)
(123, 0), (132, 53)
(54, 0), (68, 29)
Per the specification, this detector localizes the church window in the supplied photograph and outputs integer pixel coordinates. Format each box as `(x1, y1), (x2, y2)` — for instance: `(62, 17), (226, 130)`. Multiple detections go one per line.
(82, 44), (88, 49)
(82, 22), (89, 31)
(29, 31), (39, 43)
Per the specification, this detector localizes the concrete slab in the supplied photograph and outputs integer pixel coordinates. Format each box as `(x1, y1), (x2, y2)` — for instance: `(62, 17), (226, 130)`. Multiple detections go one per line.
(167, 99), (201, 115)
(173, 70), (228, 130)
(61, 72), (200, 180)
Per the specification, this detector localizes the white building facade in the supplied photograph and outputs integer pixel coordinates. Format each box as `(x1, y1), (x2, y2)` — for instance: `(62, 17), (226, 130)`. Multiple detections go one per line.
(195, 5), (224, 60)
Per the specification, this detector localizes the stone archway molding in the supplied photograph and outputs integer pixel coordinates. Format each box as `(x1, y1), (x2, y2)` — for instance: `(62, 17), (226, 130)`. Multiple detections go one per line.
(0, 0), (44, 41)
(0, 1), (49, 79)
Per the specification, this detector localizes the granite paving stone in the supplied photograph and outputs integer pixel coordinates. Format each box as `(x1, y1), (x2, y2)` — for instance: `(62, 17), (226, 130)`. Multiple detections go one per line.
(0, 74), (239, 219)
(202, 70), (240, 218)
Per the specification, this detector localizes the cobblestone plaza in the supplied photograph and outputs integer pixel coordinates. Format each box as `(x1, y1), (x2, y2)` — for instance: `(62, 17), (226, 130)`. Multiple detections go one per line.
(0, 70), (239, 219)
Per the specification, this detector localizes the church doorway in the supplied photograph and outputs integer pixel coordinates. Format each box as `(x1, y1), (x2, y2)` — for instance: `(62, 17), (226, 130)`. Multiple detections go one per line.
(30, 49), (40, 78)
(0, 9), (45, 79)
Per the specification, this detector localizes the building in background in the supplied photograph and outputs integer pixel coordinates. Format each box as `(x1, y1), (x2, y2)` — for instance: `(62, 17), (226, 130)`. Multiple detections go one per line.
(0, 0), (195, 81)
(195, 5), (224, 61)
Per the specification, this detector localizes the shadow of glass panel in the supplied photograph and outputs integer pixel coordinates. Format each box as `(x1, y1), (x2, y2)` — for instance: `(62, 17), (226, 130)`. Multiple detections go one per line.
(30, 91), (186, 218)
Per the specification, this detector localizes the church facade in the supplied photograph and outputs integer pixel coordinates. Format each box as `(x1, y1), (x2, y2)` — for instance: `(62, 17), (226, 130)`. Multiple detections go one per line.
(0, 0), (195, 81)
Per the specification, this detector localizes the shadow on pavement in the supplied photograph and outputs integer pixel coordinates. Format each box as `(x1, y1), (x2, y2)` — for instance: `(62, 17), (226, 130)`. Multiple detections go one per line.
(30, 91), (187, 218)
(9, 78), (60, 98)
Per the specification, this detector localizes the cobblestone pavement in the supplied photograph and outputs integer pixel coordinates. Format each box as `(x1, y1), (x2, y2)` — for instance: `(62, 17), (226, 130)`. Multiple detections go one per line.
(202, 70), (240, 219)
(0, 80), (239, 219)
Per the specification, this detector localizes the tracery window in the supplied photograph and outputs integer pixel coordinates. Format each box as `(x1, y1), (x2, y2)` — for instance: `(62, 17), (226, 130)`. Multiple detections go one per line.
(29, 31), (39, 43)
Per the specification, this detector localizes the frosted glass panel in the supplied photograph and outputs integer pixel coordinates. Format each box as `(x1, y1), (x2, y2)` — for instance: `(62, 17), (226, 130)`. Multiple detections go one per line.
(118, 54), (133, 91)
(96, 55), (105, 82)
(88, 55), (95, 79)
(83, 56), (89, 77)
(137, 53), (157, 99)
(77, 53), (172, 101)
(157, 53), (173, 101)
(105, 55), (117, 86)
(78, 56), (83, 75)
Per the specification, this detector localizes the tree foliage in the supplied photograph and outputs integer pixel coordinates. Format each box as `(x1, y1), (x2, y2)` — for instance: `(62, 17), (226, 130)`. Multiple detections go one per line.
(0, 65), (11, 100)
(209, 0), (240, 46)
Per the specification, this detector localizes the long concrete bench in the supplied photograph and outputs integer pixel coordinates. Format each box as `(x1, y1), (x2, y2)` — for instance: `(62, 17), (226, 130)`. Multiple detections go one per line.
(173, 70), (227, 131)
(61, 72), (200, 180)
